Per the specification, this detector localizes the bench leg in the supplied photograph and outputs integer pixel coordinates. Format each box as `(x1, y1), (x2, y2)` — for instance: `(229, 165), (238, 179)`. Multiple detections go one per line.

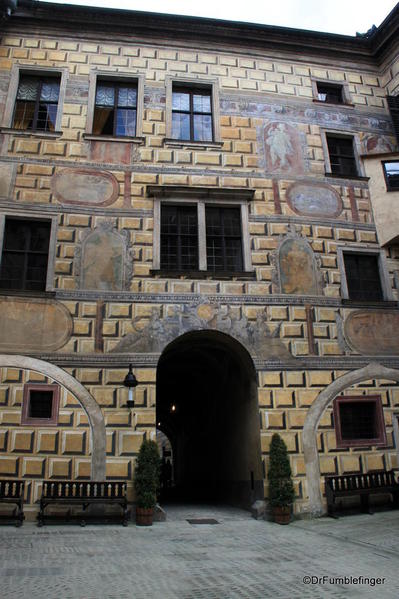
(122, 504), (129, 526)
(38, 501), (45, 527)
(360, 494), (373, 515)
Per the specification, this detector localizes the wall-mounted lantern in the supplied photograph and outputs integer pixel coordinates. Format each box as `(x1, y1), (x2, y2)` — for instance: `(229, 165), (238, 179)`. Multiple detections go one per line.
(123, 363), (138, 408)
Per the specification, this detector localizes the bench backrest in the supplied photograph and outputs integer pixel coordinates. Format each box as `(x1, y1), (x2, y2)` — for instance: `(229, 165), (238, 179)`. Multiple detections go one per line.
(0, 479), (24, 498)
(326, 470), (396, 493)
(41, 480), (127, 499)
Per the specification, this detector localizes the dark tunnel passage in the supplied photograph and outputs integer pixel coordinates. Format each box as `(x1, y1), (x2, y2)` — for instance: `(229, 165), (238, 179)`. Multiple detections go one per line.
(156, 331), (263, 509)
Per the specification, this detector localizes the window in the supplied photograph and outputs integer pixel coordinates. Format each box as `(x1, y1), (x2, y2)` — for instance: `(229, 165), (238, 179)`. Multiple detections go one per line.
(387, 96), (399, 142)
(172, 86), (213, 142)
(316, 82), (343, 104)
(383, 161), (399, 191)
(21, 384), (60, 426)
(0, 66), (67, 135)
(151, 187), (253, 275)
(160, 205), (243, 272)
(326, 134), (358, 176)
(343, 253), (382, 301)
(12, 75), (60, 132)
(160, 205), (198, 270)
(206, 207), (243, 272)
(93, 80), (137, 137)
(85, 71), (144, 140)
(0, 218), (51, 291)
(333, 396), (386, 448)
(165, 77), (221, 145)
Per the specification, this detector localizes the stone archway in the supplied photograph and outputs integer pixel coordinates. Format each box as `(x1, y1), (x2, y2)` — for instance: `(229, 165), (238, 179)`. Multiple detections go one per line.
(156, 330), (263, 508)
(0, 355), (106, 479)
(303, 362), (399, 516)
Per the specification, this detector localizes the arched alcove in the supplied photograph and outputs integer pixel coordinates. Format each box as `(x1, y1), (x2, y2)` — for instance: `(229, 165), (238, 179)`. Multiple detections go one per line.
(156, 330), (263, 509)
(303, 362), (399, 516)
(0, 355), (106, 479)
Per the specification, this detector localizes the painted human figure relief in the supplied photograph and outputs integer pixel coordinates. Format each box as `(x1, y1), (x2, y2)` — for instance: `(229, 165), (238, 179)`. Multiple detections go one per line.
(264, 122), (304, 174)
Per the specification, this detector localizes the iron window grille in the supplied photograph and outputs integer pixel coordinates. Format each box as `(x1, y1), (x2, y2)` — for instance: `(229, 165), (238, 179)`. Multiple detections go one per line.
(0, 218), (51, 291)
(333, 395), (386, 448)
(21, 384), (60, 426)
(12, 75), (60, 132)
(93, 81), (137, 137)
(343, 252), (383, 301)
(316, 82), (343, 104)
(171, 86), (213, 142)
(382, 160), (399, 191)
(160, 205), (199, 271)
(206, 207), (243, 272)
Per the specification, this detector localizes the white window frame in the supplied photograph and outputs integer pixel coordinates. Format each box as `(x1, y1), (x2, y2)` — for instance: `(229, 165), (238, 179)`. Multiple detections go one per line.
(1, 64), (68, 136)
(0, 213), (58, 292)
(165, 75), (222, 147)
(337, 245), (393, 301)
(84, 69), (145, 142)
(152, 195), (252, 273)
(320, 129), (365, 178)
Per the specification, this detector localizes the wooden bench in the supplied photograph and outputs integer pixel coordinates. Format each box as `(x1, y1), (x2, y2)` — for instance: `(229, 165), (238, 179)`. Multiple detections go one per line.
(0, 479), (25, 527)
(38, 480), (129, 526)
(325, 470), (399, 518)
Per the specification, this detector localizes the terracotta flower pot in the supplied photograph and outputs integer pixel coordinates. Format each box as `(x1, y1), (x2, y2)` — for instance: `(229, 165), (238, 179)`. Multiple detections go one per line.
(273, 505), (291, 525)
(136, 506), (154, 526)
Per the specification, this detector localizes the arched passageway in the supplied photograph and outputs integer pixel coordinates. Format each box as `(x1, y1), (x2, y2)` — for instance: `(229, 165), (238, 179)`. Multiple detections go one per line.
(156, 331), (263, 509)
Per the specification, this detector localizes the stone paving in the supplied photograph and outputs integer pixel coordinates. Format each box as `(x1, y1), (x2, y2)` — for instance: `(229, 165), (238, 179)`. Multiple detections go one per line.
(0, 505), (398, 599)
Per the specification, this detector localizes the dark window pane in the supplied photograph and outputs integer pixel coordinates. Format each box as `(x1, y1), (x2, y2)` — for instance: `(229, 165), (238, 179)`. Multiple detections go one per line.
(383, 161), (399, 191)
(0, 219), (50, 291)
(160, 206), (198, 270)
(339, 402), (377, 440)
(193, 115), (212, 141)
(93, 107), (114, 135)
(344, 253), (382, 301)
(172, 112), (190, 140)
(36, 103), (57, 132)
(29, 391), (53, 419)
(327, 135), (357, 176)
(206, 207), (243, 272)
(317, 83), (343, 103)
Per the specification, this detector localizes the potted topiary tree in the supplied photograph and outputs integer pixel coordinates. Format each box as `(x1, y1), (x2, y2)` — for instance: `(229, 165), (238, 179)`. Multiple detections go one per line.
(268, 433), (295, 524)
(134, 439), (160, 526)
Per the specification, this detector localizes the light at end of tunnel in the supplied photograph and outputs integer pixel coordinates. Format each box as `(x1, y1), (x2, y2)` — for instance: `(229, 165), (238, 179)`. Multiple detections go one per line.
(157, 422), (161, 427)
(171, 404), (176, 412)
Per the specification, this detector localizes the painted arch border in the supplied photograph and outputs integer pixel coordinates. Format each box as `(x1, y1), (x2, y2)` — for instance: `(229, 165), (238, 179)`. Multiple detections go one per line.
(303, 362), (399, 517)
(0, 355), (106, 479)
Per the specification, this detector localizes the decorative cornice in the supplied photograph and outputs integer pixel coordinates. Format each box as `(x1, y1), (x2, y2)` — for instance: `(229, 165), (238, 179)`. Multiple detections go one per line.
(53, 290), (399, 309)
(147, 185), (255, 200)
(29, 352), (399, 372)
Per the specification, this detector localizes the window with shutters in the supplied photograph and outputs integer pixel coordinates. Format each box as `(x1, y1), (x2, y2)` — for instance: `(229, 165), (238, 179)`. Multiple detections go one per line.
(0, 218), (51, 291)
(21, 384), (60, 426)
(333, 396), (386, 448)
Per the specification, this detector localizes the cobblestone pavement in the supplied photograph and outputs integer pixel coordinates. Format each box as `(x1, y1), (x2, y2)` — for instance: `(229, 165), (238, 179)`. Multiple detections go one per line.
(0, 505), (398, 599)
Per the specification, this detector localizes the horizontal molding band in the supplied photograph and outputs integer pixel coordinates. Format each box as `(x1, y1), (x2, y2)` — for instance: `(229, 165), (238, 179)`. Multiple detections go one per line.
(24, 352), (399, 372)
